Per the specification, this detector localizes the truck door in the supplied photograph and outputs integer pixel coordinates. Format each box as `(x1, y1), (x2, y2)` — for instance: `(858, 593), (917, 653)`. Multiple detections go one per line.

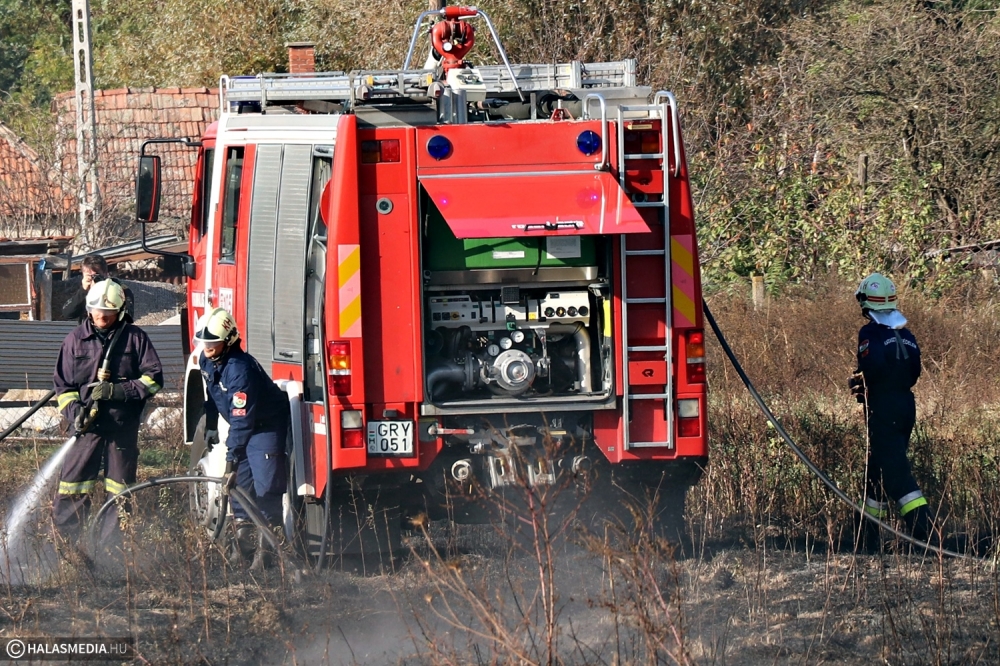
(213, 145), (247, 325)
(238, 143), (332, 380)
(187, 139), (215, 337)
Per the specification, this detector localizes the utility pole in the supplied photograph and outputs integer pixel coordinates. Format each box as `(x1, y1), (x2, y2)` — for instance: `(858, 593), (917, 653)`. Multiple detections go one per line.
(71, 0), (99, 240)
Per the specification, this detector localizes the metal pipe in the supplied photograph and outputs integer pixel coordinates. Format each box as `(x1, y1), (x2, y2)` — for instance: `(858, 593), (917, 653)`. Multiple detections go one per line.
(583, 93), (608, 171)
(427, 362), (467, 399)
(403, 9), (444, 70)
(0, 390), (56, 443)
(548, 323), (592, 393)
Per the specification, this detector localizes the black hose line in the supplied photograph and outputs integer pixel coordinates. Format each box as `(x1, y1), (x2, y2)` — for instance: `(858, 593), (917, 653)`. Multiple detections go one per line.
(0, 389), (56, 443)
(703, 300), (972, 560)
(88, 475), (294, 567)
(210, 491), (229, 543)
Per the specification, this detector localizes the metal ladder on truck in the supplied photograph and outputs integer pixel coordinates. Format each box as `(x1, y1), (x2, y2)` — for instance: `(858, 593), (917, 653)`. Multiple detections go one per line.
(617, 92), (682, 450)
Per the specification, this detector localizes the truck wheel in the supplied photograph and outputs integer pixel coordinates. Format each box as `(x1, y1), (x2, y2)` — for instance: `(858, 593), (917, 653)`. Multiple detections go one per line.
(286, 452), (329, 568)
(188, 415), (226, 539)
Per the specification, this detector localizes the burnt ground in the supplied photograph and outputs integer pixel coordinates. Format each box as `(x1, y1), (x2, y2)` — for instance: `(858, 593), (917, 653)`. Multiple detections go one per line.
(1, 499), (998, 666)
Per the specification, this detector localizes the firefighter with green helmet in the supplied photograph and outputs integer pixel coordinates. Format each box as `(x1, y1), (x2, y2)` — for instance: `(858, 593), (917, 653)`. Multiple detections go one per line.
(850, 272), (934, 547)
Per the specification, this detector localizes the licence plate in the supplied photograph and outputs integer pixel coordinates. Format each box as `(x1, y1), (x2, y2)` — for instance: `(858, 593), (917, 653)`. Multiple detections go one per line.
(366, 420), (415, 456)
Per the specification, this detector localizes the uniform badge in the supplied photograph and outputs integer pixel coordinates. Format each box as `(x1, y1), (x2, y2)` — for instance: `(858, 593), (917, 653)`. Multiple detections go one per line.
(232, 408), (247, 416)
(859, 339), (869, 357)
(233, 392), (247, 408)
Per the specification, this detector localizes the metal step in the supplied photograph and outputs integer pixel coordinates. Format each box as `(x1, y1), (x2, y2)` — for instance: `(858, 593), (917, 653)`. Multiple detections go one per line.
(629, 393), (669, 399)
(624, 152), (664, 160)
(629, 440), (672, 448)
(625, 297), (666, 305)
(625, 249), (666, 256)
(627, 345), (668, 352)
(633, 201), (665, 208)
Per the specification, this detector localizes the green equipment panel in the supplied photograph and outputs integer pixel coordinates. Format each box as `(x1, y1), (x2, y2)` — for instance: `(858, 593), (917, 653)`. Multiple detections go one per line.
(423, 203), (596, 271)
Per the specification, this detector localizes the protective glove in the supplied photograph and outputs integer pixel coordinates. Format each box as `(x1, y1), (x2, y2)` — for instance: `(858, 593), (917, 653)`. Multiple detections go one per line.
(91, 381), (126, 401)
(205, 429), (219, 450)
(222, 461), (238, 491)
(74, 406), (92, 434)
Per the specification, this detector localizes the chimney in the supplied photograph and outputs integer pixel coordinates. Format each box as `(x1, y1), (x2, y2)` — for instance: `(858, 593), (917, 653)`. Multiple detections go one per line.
(286, 42), (316, 74)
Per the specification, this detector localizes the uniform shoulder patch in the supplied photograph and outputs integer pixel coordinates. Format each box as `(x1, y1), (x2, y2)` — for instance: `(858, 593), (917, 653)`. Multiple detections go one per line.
(859, 339), (869, 357)
(233, 392), (247, 409)
(232, 408), (247, 417)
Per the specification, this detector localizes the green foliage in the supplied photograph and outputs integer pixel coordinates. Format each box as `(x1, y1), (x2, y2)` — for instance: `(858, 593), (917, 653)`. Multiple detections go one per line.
(0, 0), (72, 125)
(696, 0), (1000, 294)
(2, 0), (1000, 297)
(92, 0), (300, 87)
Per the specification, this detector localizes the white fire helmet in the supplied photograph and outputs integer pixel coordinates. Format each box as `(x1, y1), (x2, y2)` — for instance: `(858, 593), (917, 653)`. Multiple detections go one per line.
(855, 272), (898, 311)
(85, 278), (126, 314)
(194, 307), (239, 346)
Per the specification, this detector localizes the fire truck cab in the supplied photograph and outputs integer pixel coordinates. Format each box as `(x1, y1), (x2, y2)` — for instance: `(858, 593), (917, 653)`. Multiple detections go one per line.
(136, 5), (707, 567)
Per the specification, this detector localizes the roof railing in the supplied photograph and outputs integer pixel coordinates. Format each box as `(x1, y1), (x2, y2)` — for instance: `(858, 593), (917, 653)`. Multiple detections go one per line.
(219, 60), (639, 112)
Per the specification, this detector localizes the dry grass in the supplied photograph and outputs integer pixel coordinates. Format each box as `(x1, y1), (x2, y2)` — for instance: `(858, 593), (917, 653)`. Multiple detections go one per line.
(1, 277), (1000, 663)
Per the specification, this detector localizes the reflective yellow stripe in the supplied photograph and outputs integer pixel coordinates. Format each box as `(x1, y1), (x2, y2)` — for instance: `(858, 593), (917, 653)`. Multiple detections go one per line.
(899, 495), (928, 516)
(338, 245), (362, 337)
(104, 478), (128, 495)
(57, 391), (80, 410)
(139, 375), (161, 395)
(59, 480), (96, 495)
(863, 504), (887, 518)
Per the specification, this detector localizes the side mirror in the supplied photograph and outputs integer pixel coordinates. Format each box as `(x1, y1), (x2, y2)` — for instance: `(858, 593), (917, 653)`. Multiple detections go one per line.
(136, 155), (161, 224)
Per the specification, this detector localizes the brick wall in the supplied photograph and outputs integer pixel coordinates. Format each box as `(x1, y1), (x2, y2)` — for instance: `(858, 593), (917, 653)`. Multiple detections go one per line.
(287, 42), (316, 74)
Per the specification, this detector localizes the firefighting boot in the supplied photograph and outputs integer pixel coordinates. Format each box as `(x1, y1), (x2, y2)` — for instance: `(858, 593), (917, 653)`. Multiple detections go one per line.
(853, 515), (883, 555)
(228, 520), (256, 567)
(903, 504), (935, 545)
(249, 525), (284, 571)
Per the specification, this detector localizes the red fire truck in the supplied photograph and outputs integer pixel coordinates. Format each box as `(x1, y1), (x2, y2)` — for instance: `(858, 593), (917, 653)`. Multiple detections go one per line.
(136, 5), (707, 566)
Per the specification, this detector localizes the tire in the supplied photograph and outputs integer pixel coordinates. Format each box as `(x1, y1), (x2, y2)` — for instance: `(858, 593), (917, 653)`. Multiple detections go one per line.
(286, 449), (329, 568)
(188, 414), (226, 540)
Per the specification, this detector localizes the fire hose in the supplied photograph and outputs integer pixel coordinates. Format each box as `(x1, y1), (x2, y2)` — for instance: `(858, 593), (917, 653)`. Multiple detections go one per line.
(2, 313), (126, 445)
(88, 475), (296, 569)
(703, 300), (973, 560)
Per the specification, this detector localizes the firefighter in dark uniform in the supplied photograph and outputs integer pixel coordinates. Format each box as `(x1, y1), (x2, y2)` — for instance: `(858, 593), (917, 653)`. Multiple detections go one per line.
(850, 273), (934, 545)
(195, 307), (289, 569)
(53, 279), (163, 539)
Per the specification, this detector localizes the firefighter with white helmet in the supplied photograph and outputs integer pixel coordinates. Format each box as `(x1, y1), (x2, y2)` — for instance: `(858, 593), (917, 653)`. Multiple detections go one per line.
(52, 278), (163, 541)
(196, 307), (289, 569)
(850, 272), (934, 548)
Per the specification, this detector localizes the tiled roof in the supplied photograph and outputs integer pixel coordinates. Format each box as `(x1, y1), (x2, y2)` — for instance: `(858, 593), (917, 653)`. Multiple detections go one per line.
(0, 86), (219, 232)
(0, 123), (68, 219)
(53, 87), (220, 220)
